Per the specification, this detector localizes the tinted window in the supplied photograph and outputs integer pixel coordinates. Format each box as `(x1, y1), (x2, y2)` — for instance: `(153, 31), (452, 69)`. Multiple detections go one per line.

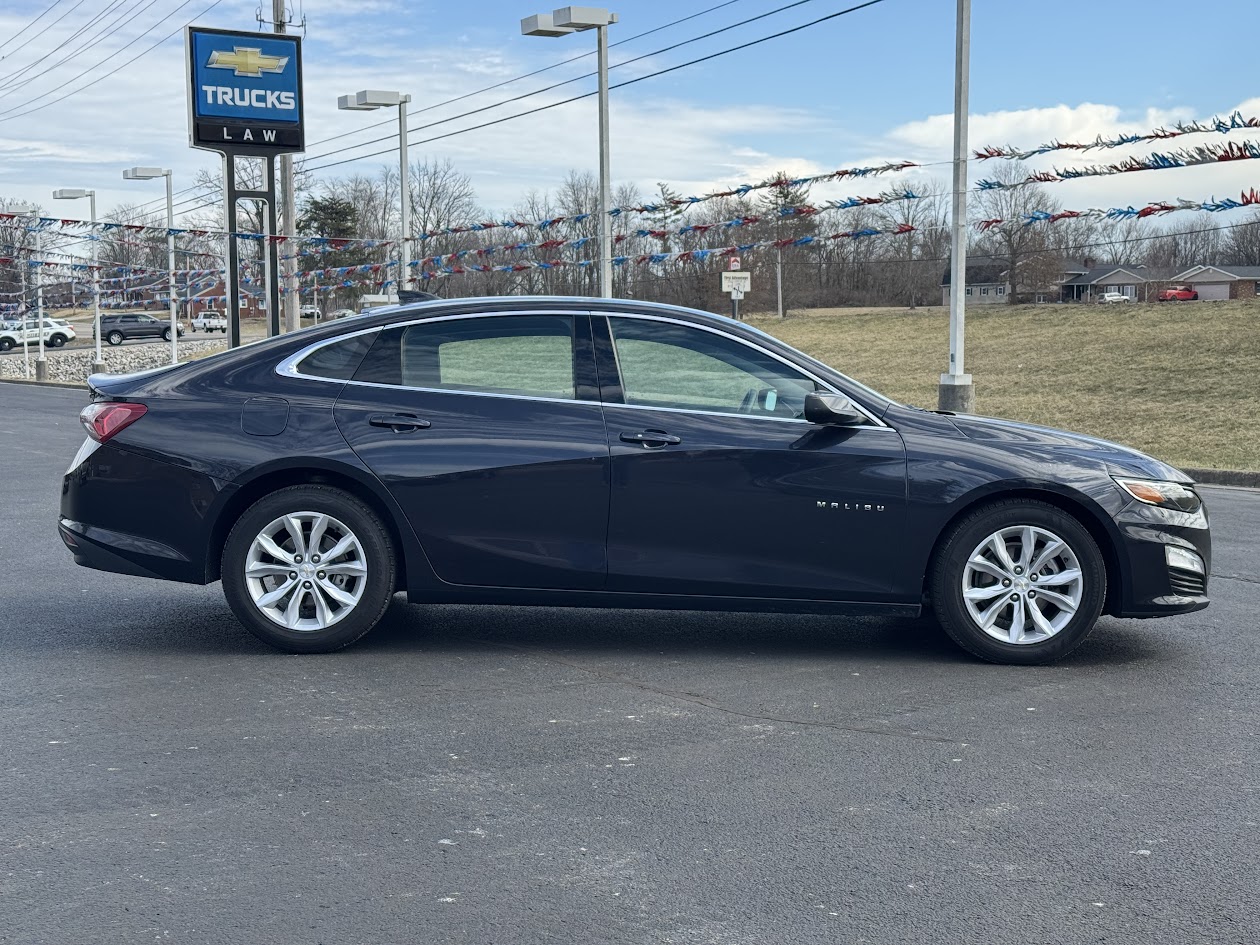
(609, 317), (818, 419)
(296, 330), (378, 380)
(354, 315), (575, 399)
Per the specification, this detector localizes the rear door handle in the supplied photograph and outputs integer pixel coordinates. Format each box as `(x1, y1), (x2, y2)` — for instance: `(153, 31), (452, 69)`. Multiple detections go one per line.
(368, 413), (431, 432)
(620, 430), (681, 447)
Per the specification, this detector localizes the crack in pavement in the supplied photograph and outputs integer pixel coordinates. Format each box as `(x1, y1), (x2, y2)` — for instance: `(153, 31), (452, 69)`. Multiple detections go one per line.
(1214, 573), (1260, 586)
(476, 639), (960, 745)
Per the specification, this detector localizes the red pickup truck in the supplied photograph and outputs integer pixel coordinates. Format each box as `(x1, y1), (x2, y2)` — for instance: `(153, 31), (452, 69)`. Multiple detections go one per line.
(1158, 285), (1198, 302)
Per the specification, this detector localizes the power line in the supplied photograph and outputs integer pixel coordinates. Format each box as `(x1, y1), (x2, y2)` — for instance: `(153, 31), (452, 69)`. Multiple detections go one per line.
(0, 0), (67, 58)
(302, 0), (843, 167)
(0, 0), (161, 97)
(0, 0), (223, 123)
(303, 0), (890, 174)
(129, 0), (765, 216)
(307, 0), (751, 152)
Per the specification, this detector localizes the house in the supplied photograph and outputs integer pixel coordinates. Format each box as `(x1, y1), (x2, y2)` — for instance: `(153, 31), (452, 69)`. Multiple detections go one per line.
(186, 281), (267, 318)
(1058, 262), (1175, 303)
(939, 255), (1011, 305)
(1169, 265), (1260, 301)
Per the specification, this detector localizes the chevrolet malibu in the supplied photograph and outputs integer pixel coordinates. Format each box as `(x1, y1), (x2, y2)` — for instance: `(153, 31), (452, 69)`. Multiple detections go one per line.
(59, 297), (1210, 663)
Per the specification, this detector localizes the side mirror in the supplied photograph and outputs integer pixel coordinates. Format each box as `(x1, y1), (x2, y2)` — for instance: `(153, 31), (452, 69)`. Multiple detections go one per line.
(804, 391), (865, 426)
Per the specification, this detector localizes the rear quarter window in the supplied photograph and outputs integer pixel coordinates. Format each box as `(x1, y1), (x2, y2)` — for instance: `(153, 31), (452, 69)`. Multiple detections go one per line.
(294, 331), (379, 381)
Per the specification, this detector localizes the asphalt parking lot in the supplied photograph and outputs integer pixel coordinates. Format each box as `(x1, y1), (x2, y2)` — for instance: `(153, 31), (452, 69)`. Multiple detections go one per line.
(2, 382), (1256, 945)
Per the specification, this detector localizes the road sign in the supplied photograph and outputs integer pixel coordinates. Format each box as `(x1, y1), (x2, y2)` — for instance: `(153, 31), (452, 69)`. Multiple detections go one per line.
(729, 287), (745, 300)
(721, 271), (751, 294)
(186, 27), (305, 154)
(728, 257), (741, 271)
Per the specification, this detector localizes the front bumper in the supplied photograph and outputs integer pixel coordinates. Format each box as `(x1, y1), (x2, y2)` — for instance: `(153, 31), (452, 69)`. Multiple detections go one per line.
(1111, 499), (1211, 618)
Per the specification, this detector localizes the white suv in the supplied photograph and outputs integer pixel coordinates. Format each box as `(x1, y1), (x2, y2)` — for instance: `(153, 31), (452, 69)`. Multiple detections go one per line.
(1098, 292), (1132, 304)
(0, 317), (76, 352)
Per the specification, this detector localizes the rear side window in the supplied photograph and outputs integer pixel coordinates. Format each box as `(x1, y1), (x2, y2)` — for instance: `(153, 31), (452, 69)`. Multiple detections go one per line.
(295, 331), (378, 381)
(353, 315), (575, 399)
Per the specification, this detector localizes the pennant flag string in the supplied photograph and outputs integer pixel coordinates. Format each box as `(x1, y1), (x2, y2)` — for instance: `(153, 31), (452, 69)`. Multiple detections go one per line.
(977, 141), (1260, 190)
(975, 111), (1260, 162)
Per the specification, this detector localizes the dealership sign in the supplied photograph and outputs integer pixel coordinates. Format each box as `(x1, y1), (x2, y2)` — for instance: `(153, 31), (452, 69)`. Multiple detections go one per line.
(186, 26), (304, 154)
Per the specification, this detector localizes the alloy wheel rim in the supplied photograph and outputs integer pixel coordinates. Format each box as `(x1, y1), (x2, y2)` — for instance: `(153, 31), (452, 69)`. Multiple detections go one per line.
(961, 525), (1083, 645)
(245, 511), (368, 632)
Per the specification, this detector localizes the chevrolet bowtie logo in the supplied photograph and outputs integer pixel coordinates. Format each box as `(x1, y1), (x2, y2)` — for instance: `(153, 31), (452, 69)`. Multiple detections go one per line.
(207, 46), (289, 77)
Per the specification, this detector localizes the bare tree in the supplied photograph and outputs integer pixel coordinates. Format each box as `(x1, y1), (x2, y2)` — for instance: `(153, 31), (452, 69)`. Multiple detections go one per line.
(973, 163), (1059, 303)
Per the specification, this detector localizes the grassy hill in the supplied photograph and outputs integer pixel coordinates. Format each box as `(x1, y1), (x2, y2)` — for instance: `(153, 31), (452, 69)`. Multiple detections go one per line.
(747, 300), (1260, 471)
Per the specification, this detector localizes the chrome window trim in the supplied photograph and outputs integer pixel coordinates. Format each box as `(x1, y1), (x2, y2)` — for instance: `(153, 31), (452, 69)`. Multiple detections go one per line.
(275, 307), (889, 428)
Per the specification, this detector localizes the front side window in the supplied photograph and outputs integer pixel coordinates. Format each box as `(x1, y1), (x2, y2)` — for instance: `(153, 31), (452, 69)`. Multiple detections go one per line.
(609, 317), (819, 420)
(354, 314), (575, 400)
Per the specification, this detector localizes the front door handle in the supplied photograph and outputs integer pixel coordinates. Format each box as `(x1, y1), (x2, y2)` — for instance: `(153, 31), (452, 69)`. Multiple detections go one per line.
(620, 430), (681, 447)
(368, 413), (431, 432)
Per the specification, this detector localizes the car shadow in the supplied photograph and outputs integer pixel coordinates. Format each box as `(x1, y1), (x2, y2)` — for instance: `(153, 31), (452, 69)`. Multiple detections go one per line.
(9, 589), (1174, 669)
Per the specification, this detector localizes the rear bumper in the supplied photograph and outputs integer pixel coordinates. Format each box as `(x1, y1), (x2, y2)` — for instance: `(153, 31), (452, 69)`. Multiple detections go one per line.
(60, 440), (221, 584)
(58, 518), (200, 583)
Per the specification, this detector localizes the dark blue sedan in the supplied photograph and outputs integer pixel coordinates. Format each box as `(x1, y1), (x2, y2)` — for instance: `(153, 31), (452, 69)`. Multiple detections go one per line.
(59, 297), (1210, 663)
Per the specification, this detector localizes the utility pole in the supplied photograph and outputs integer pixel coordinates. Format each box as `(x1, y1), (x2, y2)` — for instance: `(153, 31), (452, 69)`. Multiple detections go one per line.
(938, 0), (974, 414)
(274, 0), (300, 333)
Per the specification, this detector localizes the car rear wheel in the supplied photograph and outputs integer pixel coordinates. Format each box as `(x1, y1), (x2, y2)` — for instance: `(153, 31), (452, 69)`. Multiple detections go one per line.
(929, 499), (1106, 664)
(222, 485), (397, 653)
(106, 331), (124, 346)
(0, 338), (12, 352)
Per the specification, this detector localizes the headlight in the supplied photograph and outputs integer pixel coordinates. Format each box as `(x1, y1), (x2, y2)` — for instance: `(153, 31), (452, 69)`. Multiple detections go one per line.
(1113, 477), (1202, 513)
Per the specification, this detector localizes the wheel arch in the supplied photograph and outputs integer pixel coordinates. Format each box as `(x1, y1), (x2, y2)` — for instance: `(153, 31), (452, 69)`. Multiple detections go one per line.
(922, 483), (1125, 616)
(205, 459), (422, 589)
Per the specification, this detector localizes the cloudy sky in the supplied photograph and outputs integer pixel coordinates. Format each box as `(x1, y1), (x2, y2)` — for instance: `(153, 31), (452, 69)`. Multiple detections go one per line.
(0, 0), (1257, 225)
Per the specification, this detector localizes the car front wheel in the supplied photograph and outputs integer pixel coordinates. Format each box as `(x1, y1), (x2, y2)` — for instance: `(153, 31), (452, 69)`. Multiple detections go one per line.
(221, 485), (397, 653)
(929, 499), (1106, 664)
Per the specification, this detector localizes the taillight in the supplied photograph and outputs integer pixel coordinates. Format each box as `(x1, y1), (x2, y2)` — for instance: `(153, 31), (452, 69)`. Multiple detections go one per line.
(80, 402), (147, 443)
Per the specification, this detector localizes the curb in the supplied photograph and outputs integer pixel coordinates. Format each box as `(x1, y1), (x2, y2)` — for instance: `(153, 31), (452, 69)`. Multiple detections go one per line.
(0, 377), (87, 391)
(1185, 468), (1260, 488)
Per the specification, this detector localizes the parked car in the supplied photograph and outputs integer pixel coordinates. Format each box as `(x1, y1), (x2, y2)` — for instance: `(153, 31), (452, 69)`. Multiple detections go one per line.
(60, 297), (1210, 664)
(0, 317), (76, 351)
(300, 306), (322, 320)
(329, 308), (357, 320)
(1098, 292), (1132, 304)
(191, 310), (228, 333)
(95, 313), (185, 345)
(1158, 285), (1199, 302)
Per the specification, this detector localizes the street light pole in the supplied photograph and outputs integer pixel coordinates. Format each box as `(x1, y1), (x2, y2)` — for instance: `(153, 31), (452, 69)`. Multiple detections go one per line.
(523, 7), (618, 299)
(338, 90), (412, 297)
(53, 188), (104, 373)
(938, 0), (974, 414)
(398, 95), (411, 291)
(165, 170), (177, 366)
(123, 167), (179, 365)
(10, 203), (35, 379)
(595, 19), (612, 298)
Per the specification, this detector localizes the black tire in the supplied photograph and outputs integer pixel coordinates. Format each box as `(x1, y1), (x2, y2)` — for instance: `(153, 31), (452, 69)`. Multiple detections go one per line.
(0, 337), (12, 352)
(221, 484), (397, 654)
(161, 328), (173, 342)
(106, 331), (124, 346)
(929, 499), (1106, 665)
(190, 324), (198, 332)
(49, 334), (66, 347)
